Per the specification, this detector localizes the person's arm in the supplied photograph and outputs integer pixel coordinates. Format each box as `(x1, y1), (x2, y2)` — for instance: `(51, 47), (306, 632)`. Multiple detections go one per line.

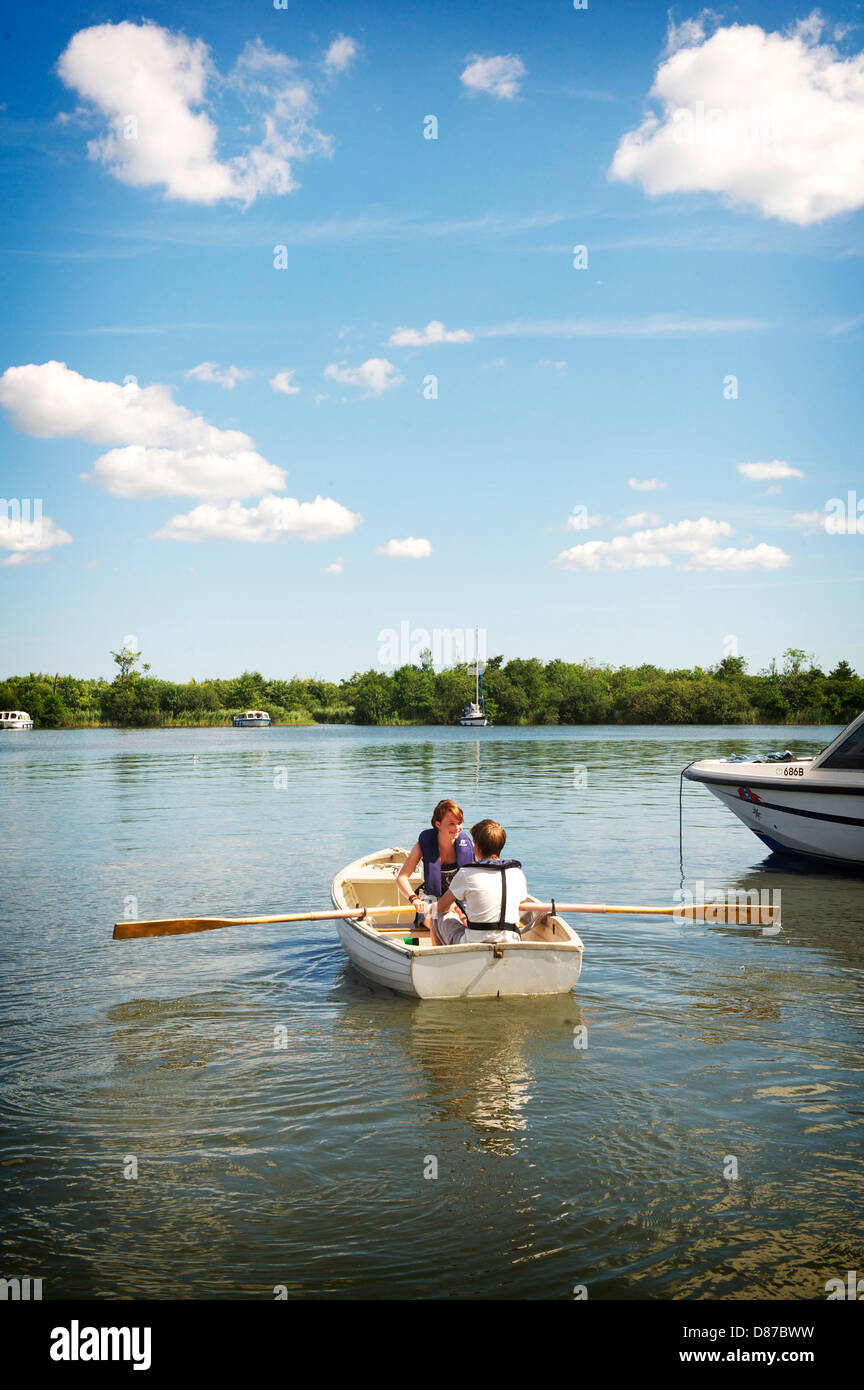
(436, 888), (456, 916)
(437, 869), (468, 923)
(396, 843), (423, 911)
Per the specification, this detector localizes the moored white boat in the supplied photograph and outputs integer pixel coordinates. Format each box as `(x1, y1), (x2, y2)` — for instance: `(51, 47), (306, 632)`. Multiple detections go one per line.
(232, 709), (271, 728)
(684, 710), (864, 867)
(0, 709), (34, 730)
(458, 627), (490, 726)
(331, 847), (584, 999)
(458, 701), (489, 728)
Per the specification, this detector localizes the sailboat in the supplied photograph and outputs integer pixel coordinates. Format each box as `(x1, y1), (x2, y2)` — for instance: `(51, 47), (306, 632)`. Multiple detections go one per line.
(459, 630), (490, 727)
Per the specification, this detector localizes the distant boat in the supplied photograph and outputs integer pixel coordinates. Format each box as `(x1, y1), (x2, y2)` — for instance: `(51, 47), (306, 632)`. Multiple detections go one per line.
(459, 701), (488, 728)
(684, 708), (864, 867)
(232, 710), (271, 728)
(459, 628), (490, 727)
(0, 710), (33, 731)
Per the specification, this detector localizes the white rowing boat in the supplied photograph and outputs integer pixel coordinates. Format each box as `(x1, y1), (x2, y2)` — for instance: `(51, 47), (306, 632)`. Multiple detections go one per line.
(330, 847), (584, 999)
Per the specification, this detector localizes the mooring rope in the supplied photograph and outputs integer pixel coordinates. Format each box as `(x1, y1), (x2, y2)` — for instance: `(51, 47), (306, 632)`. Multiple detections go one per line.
(679, 761), (696, 888)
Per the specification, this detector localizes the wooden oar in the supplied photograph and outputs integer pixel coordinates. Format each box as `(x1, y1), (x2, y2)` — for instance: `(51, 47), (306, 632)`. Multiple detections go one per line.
(113, 907), (404, 941)
(114, 897), (776, 941)
(524, 902), (777, 923)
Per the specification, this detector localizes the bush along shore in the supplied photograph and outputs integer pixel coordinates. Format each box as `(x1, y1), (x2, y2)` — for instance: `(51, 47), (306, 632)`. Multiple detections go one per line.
(1, 647), (862, 730)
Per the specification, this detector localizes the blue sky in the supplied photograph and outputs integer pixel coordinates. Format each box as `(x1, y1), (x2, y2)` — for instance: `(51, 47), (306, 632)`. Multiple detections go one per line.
(0, 0), (862, 681)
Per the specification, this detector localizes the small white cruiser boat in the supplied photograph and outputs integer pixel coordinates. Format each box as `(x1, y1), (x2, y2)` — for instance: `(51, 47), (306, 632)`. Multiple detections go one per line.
(684, 710), (864, 867)
(331, 847), (584, 999)
(232, 710), (271, 728)
(0, 710), (34, 730)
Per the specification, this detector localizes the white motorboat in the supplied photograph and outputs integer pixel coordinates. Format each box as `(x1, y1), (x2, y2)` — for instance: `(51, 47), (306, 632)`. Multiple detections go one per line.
(0, 710), (34, 730)
(232, 710), (271, 728)
(684, 710), (864, 867)
(330, 847), (584, 999)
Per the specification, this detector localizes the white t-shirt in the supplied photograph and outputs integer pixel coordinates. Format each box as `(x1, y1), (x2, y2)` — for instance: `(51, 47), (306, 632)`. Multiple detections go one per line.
(449, 862), (527, 941)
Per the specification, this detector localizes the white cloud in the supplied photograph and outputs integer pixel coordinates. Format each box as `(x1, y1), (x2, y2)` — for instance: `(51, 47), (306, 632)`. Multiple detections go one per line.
(155, 495), (362, 542)
(376, 537), (432, 559)
(324, 36), (357, 74)
(827, 313), (864, 336)
(324, 358), (403, 395)
(84, 446), (283, 500)
(325, 557), (344, 574)
(387, 320), (473, 346)
(0, 552), (51, 568)
(610, 17), (864, 225)
(461, 54), (526, 101)
(557, 517), (737, 571)
(666, 17), (708, 55)
(0, 361), (285, 499)
(474, 314), (768, 339)
(270, 369), (300, 396)
(791, 510), (825, 529)
(1, 361), (246, 450)
(234, 37), (296, 76)
(566, 509), (603, 531)
(557, 542), (671, 572)
(57, 21), (333, 206)
(0, 512), (73, 558)
(185, 362), (252, 390)
(685, 543), (791, 571)
(620, 511), (661, 528)
(628, 476), (667, 491)
(738, 460), (805, 480)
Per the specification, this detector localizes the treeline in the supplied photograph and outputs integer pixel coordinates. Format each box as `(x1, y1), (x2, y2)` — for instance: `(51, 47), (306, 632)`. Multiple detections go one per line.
(1, 649), (862, 729)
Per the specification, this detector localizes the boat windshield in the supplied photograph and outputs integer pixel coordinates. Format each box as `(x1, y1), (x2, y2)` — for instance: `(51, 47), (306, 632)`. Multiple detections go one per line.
(820, 722), (864, 770)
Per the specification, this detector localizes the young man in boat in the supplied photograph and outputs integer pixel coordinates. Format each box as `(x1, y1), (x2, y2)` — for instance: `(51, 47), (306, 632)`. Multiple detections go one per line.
(396, 799), (475, 923)
(430, 819), (527, 946)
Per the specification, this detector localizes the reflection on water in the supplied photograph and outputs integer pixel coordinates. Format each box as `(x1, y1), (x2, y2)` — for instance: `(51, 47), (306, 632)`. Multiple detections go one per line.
(401, 996), (584, 1155)
(0, 725), (861, 1299)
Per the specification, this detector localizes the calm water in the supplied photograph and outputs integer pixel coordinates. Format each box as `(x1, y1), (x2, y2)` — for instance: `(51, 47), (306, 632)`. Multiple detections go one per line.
(1, 724), (862, 1300)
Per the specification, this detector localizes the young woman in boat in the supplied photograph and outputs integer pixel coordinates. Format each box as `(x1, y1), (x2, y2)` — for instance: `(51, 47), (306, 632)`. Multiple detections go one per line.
(430, 818), (528, 947)
(396, 799), (475, 921)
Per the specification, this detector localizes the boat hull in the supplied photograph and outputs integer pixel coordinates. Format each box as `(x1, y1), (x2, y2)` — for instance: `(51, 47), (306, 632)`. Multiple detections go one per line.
(684, 761), (864, 866)
(331, 847), (583, 999)
(0, 710), (34, 730)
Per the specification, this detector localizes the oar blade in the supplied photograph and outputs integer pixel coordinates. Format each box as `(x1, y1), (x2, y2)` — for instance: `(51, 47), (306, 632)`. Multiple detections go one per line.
(677, 903), (778, 925)
(113, 917), (234, 940)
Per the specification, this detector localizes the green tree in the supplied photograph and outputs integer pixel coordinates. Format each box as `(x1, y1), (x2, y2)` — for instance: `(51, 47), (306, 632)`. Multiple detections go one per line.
(352, 670), (393, 724)
(110, 645), (141, 680)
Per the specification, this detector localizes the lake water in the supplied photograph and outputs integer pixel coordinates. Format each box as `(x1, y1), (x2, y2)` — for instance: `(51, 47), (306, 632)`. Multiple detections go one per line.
(1, 724), (862, 1300)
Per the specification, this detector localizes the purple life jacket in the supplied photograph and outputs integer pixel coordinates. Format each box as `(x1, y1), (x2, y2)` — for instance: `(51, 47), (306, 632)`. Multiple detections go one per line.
(418, 827), (475, 898)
